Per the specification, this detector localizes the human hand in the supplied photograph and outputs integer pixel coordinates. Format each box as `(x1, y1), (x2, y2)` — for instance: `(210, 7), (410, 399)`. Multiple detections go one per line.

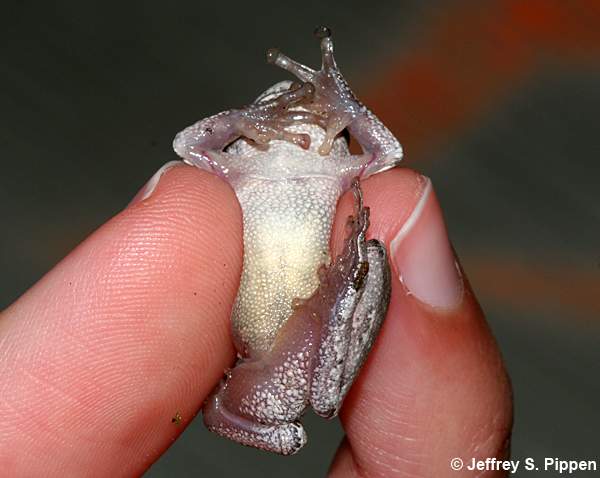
(0, 163), (512, 476)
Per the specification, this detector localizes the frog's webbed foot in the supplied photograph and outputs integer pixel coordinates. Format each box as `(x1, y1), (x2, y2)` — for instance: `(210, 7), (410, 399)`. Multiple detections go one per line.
(309, 179), (391, 417)
(267, 26), (355, 156)
(267, 27), (403, 176)
(203, 381), (308, 456)
(238, 81), (321, 150)
(173, 82), (321, 171)
(202, 293), (321, 455)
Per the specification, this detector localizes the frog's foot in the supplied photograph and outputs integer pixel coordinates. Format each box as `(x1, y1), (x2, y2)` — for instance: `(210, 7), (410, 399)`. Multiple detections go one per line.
(309, 179), (392, 417)
(267, 27), (403, 175)
(203, 385), (307, 456)
(267, 27), (362, 156)
(202, 306), (320, 455)
(236, 81), (322, 150)
(173, 81), (321, 167)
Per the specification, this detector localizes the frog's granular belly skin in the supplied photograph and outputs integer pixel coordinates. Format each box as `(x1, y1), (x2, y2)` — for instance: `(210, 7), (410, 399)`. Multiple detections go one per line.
(232, 175), (341, 354)
(223, 106), (351, 356)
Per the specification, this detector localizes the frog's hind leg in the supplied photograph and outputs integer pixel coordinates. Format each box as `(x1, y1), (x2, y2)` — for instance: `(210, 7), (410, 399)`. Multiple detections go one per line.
(203, 382), (306, 455)
(204, 180), (391, 452)
(203, 307), (320, 455)
(337, 239), (390, 402)
(309, 180), (392, 418)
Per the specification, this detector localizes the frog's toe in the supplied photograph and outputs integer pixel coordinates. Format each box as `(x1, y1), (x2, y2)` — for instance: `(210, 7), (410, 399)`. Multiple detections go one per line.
(280, 110), (327, 129)
(266, 48), (315, 82)
(279, 422), (308, 455)
(278, 130), (312, 150)
(203, 392), (308, 455)
(318, 112), (353, 156)
(315, 25), (336, 70)
(273, 81), (315, 109)
(239, 82), (320, 149)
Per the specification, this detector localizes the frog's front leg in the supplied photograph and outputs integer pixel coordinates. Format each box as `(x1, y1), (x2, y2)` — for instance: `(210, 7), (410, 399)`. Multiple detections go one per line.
(203, 181), (391, 454)
(267, 27), (404, 179)
(172, 82), (319, 176)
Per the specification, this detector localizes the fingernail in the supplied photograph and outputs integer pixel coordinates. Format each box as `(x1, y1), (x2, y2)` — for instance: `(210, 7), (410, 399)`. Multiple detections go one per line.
(390, 177), (464, 309)
(129, 160), (182, 206)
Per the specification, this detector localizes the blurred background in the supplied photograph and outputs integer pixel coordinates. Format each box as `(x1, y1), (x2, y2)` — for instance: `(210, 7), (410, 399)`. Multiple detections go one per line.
(1, 0), (599, 476)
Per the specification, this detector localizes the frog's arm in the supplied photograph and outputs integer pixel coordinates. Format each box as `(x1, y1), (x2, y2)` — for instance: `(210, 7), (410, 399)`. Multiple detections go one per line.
(172, 82), (321, 177)
(267, 26), (403, 180)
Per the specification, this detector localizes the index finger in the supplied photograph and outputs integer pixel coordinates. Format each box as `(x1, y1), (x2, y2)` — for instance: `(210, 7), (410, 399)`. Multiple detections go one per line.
(0, 163), (241, 476)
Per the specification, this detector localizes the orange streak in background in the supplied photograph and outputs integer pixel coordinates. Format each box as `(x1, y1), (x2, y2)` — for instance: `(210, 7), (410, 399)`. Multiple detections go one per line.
(364, 0), (600, 321)
(464, 254), (600, 324)
(366, 0), (600, 164)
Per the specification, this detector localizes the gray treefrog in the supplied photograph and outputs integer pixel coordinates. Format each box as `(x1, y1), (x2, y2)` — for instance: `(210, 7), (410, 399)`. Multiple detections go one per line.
(173, 27), (402, 455)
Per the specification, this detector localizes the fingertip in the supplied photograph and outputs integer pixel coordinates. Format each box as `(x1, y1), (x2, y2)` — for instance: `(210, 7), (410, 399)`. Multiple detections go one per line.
(331, 168), (427, 254)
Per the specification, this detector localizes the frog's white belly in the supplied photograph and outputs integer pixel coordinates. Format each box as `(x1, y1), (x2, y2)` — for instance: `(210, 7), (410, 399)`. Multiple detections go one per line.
(232, 176), (342, 354)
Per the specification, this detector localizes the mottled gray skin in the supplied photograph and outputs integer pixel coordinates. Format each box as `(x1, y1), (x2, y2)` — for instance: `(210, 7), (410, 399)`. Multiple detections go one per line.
(173, 28), (402, 455)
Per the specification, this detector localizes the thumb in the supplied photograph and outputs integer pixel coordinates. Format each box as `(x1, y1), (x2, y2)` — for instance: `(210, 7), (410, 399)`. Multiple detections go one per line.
(329, 169), (513, 477)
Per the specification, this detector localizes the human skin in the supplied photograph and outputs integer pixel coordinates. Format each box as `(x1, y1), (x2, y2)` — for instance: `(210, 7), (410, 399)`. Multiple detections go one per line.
(0, 163), (512, 477)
